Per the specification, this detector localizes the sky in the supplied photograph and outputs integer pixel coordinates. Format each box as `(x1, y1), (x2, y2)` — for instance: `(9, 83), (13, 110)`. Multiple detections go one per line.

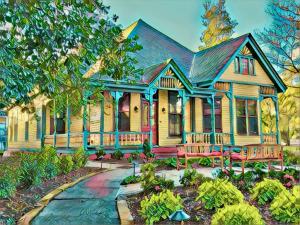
(103, 0), (272, 51)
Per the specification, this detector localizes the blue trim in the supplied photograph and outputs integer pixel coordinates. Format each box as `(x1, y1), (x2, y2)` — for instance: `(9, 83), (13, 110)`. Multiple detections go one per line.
(234, 96), (258, 100)
(227, 83), (235, 145)
(219, 79), (275, 87)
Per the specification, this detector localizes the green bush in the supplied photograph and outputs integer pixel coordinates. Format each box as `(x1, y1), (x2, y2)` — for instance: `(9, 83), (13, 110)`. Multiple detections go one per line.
(211, 203), (264, 225)
(0, 161), (20, 198)
(39, 145), (60, 179)
(60, 155), (74, 174)
(140, 190), (182, 225)
(18, 153), (46, 186)
(112, 149), (123, 160)
(95, 148), (105, 159)
(251, 178), (287, 205)
(143, 139), (151, 158)
(154, 158), (177, 168)
(121, 175), (141, 185)
(72, 147), (88, 169)
(180, 168), (206, 187)
(270, 185), (300, 223)
(196, 179), (244, 210)
(141, 163), (174, 192)
(198, 158), (212, 167)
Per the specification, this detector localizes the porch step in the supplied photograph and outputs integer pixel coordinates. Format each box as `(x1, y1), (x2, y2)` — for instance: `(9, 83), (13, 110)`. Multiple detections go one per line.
(152, 146), (177, 159)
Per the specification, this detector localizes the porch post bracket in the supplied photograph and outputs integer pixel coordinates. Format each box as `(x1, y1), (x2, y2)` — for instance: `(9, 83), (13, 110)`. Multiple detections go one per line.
(111, 91), (123, 149)
(271, 96), (280, 144)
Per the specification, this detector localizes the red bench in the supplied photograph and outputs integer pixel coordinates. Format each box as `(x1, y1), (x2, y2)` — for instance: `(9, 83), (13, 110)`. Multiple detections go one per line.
(176, 143), (224, 170)
(229, 144), (283, 174)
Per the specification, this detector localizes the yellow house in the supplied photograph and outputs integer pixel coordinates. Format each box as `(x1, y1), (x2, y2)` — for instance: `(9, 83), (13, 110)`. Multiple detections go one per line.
(6, 20), (286, 154)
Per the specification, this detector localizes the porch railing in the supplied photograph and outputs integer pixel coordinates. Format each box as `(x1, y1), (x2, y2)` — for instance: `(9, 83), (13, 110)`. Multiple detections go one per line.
(262, 133), (277, 144)
(215, 133), (231, 145)
(186, 132), (211, 144)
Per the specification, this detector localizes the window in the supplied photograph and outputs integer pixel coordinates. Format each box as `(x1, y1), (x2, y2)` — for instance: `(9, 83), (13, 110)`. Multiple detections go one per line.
(169, 91), (182, 136)
(236, 98), (258, 135)
(203, 98), (222, 132)
(50, 111), (66, 135)
(234, 56), (255, 75)
(25, 121), (29, 141)
(118, 93), (130, 131)
(141, 100), (149, 130)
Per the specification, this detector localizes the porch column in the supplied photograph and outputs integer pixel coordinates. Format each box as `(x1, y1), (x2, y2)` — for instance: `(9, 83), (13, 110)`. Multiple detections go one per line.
(259, 96), (264, 143)
(100, 96), (104, 146)
(179, 90), (187, 144)
(53, 99), (57, 147)
(226, 83), (235, 145)
(67, 96), (71, 149)
(111, 91), (123, 149)
(148, 89), (157, 149)
(82, 92), (88, 151)
(272, 96), (280, 144)
(210, 95), (216, 144)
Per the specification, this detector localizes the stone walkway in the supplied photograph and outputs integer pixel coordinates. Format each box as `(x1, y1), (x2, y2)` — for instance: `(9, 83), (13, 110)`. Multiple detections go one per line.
(32, 168), (131, 225)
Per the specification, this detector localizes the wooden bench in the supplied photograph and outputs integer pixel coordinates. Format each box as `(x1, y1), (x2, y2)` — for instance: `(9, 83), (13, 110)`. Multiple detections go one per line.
(229, 144), (283, 174)
(176, 143), (224, 170)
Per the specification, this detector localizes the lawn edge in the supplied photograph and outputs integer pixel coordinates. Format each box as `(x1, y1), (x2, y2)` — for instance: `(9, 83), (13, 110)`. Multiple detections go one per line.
(117, 198), (134, 225)
(17, 169), (108, 225)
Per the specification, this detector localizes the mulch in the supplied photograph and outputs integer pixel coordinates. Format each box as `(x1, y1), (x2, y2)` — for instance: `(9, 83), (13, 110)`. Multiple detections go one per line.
(0, 167), (103, 225)
(127, 186), (287, 225)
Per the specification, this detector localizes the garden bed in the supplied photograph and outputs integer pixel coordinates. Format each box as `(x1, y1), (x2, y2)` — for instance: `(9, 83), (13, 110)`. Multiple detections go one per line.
(0, 166), (103, 224)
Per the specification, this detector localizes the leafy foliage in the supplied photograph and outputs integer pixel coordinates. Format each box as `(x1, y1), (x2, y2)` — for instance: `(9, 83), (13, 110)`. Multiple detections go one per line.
(112, 149), (123, 160)
(72, 147), (88, 169)
(211, 203), (264, 225)
(270, 185), (300, 223)
(60, 155), (74, 174)
(95, 148), (105, 159)
(196, 179), (244, 210)
(39, 145), (60, 179)
(179, 168), (207, 187)
(198, 157), (212, 167)
(199, 0), (238, 49)
(139, 190), (182, 225)
(154, 158), (177, 168)
(0, 157), (20, 198)
(251, 178), (287, 205)
(0, 0), (142, 113)
(120, 175), (141, 185)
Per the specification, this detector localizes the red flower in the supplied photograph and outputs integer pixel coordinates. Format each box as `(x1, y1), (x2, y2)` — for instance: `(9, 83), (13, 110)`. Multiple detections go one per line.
(154, 185), (161, 191)
(124, 153), (131, 159)
(103, 154), (112, 160)
(139, 153), (147, 159)
(285, 181), (292, 188)
(223, 169), (229, 175)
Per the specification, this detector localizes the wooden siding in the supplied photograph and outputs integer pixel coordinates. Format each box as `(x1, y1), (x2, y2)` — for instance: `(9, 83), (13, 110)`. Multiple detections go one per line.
(195, 98), (203, 132)
(130, 93), (141, 132)
(221, 95), (230, 133)
(232, 84), (261, 145)
(104, 95), (114, 132)
(158, 90), (181, 146)
(220, 61), (273, 85)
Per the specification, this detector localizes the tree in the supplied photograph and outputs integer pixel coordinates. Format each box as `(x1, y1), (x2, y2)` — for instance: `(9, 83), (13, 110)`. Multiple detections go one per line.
(199, 0), (238, 50)
(0, 0), (142, 115)
(257, 0), (300, 145)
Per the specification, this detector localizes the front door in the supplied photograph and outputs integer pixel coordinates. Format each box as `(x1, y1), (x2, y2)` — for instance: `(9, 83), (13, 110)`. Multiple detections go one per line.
(141, 100), (158, 145)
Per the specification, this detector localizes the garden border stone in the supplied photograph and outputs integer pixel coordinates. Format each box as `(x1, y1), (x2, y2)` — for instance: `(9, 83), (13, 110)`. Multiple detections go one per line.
(17, 170), (108, 225)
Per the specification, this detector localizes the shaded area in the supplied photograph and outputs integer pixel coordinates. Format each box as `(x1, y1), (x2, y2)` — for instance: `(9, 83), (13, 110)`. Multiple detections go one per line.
(32, 169), (131, 225)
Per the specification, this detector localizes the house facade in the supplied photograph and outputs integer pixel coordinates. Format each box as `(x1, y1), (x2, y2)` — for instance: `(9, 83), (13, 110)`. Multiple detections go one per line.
(6, 20), (286, 153)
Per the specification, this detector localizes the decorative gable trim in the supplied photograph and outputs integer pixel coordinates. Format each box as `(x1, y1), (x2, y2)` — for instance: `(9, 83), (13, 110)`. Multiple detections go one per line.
(209, 35), (286, 93)
(149, 59), (193, 93)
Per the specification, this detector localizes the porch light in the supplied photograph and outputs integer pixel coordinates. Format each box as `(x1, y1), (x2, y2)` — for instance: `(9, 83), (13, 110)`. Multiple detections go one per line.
(169, 209), (190, 224)
(162, 107), (166, 113)
(134, 106), (139, 112)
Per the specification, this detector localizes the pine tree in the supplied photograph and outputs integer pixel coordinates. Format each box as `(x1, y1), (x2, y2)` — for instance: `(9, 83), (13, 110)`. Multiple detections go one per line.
(199, 0), (238, 50)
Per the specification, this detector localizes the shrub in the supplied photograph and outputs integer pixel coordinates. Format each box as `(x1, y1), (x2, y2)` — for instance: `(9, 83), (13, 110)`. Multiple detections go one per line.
(251, 178), (287, 205)
(180, 168), (206, 187)
(121, 175), (141, 185)
(60, 155), (74, 174)
(196, 179), (244, 210)
(139, 190), (182, 225)
(211, 203), (264, 225)
(270, 185), (300, 223)
(112, 149), (123, 160)
(39, 145), (60, 179)
(143, 139), (151, 157)
(18, 153), (47, 186)
(198, 158), (212, 167)
(0, 162), (20, 198)
(95, 148), (105, 159)
(155, 158), (177, 168)
(72, 147), (88, 169)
